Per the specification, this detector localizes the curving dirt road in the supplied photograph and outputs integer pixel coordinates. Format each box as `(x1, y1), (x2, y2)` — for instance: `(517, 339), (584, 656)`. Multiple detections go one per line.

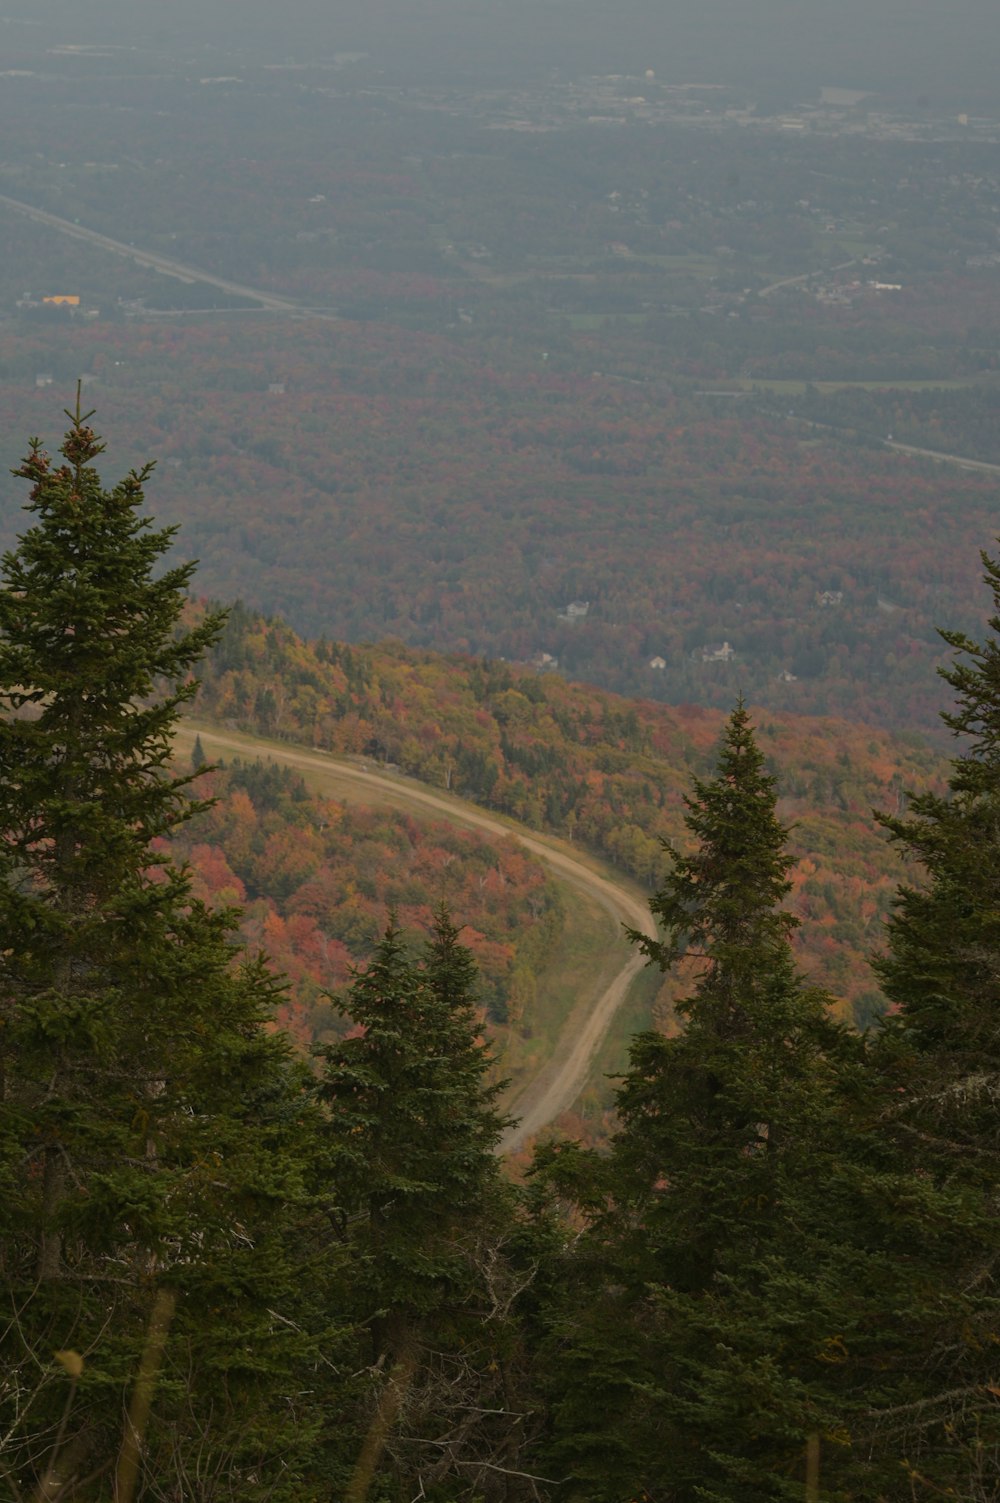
(175, 722), (656, 1152)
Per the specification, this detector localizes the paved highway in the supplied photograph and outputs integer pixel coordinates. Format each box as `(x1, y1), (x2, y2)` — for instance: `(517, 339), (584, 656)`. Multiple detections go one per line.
(0, 191), (307, 313)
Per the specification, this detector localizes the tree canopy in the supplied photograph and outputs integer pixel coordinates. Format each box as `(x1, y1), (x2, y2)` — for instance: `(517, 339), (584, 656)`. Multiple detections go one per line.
(3, 400), (1000, 1502)
(0, 404), (330, 1499)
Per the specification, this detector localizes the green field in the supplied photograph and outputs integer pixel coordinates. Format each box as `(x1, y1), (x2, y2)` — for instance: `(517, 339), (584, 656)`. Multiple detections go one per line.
(573, 958), (662, 1129)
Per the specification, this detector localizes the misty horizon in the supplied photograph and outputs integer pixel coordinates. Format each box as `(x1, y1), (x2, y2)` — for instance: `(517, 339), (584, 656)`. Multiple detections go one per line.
(10, 1), (1000, 104)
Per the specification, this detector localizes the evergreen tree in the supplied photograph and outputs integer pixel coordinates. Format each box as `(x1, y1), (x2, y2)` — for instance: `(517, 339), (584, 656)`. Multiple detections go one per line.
(0, 405), (332, 1499)
(317, 910), (534, 1501)
(539, 706), (849, 1502)
(864, 548), (1000, 1496)
(622, 703), (819, 1292)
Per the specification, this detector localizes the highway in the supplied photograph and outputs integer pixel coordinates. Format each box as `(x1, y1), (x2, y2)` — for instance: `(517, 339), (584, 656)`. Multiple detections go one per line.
(0, 191), (307, 313)
(884, 437), (1000, 476)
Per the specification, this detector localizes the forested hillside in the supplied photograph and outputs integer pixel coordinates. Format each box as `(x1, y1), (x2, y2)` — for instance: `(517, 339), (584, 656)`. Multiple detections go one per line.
(170, 756), (563, 1044)
(1, 26), (998, 1490)
(3, 409), (1000, 1502)
(4, 12), (1000, 1494)
(192, 602), (946, 1029)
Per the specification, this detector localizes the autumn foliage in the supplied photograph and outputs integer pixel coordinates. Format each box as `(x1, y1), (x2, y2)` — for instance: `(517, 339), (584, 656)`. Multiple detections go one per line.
(190, 603), (945, 1030)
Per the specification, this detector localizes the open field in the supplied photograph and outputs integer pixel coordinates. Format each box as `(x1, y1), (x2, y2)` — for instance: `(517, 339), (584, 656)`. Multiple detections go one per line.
(490, 880), (623, 1083)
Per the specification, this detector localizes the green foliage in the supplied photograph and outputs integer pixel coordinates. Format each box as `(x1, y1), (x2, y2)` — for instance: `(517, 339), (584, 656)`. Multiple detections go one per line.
(5, 394), (1000, 1501)
(317, 917), (502, 1342)
(879, 546), (1000, 1062)
(537, 707), (853, 1502)
(315, 913), (539, 1500)
(630, 700), (798, 987)
(533, 622), (1000, 1500)
(862, 546), (1000, 1493)
(0, 409), (335, 1499)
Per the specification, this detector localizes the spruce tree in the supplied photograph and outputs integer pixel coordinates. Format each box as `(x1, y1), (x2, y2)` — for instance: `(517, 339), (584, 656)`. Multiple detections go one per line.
(0, 405), (330, 1499)
(317, 910), (530, 1501)
(622, 703), (811, 1288)
(539, 705), (849, 1502)
(865, 548), (1000, 1496)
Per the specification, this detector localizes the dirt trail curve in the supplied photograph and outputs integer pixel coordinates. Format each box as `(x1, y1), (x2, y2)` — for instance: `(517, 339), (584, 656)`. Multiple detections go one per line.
(177, 725), (656, 1154)
(0, 191), (316, 315)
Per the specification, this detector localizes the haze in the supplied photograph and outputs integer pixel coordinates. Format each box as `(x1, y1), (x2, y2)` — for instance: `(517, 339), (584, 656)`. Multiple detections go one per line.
(15, 0), (1000, 103)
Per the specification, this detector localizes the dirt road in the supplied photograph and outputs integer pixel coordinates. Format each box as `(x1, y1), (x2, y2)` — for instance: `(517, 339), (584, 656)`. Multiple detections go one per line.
(176, 723), (656, 1152)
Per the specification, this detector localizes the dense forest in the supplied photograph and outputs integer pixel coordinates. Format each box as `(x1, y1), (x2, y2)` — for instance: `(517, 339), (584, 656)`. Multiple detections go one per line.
(1, 39), (1000, 737)
(171, 756), (563, 1045)
(191, 600), (946, 1033)
(2, 317), (998, 735)
(3, 406), (1000, 1500)
(2, 9), (1000, 1497)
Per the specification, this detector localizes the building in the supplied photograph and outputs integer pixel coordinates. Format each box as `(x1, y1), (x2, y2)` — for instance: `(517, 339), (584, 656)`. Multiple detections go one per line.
(558, 600), (590, 622)
(697, 641), (736, 663)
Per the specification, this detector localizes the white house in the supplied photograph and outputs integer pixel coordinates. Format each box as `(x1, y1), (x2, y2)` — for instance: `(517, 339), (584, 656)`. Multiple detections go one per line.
(697, 641), (735, 663)
(558, 600), (591, 622)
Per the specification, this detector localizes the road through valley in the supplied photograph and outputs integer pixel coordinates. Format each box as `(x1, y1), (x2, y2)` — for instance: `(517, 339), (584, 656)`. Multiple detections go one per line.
(0, 191), (308, 313)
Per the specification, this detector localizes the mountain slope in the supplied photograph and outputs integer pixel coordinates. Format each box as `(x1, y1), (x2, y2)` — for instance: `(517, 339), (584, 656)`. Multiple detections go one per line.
(192, 604), (946, 1030)
(174, 721), (655, 1148)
